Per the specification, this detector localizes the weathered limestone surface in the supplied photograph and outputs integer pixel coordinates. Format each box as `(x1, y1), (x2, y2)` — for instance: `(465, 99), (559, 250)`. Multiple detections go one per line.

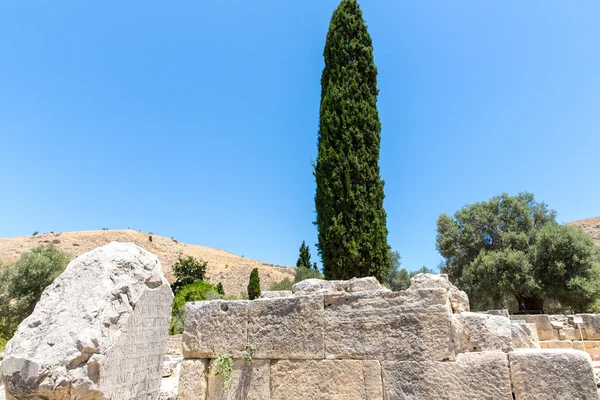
(577, 314), (600, 340)
(408, 273), (469, 313)
(270, 359), (383, 400)
(258, 291), (292, 299)
(381, 352), (513, 400)
(248, 296), (324, 359)
(1, 242), (173, 400)
(573, 340), (600, 356)
(559, 327), (579, 341)
(206, 360), (270, 400)
(454, 312), (512, 353)
(509, 349), (598, 400)
(510, 315), (554, 341)
(486, 309), (510, 318)
(539, 340), (573, 349)
(178, 359), (208, 400)
(183, 300), (249, 359)
(291, 276), (387, 296)
(324, 288), (455, 361)
(510, 321), (540, 349)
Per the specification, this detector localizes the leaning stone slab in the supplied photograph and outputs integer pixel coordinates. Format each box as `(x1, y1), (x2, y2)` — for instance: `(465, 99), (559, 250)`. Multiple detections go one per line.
(247, 295), (324, 359)
(509, 349), (598, 400)
(270, 359), (383, 400)
(510, 321), (540, 349)
(510, 314), (554, 341)
(324, 288), (455, 361)
(381, 352), (513, 400)
(1, 242), (173, 400)
(183, 300), (249, 359)
(454, 312), (512, 353)
(178, 359), (208, 400)
(206, 359), (270, 400)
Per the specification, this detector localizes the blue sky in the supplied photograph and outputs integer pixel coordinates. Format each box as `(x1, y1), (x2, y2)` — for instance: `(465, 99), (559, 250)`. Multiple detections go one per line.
(0, 1), (598, 272)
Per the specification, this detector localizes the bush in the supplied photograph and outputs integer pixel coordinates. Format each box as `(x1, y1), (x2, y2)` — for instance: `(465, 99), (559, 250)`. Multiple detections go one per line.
(216, 282), (225, 296)
(247, 268), (261, 300)
(294, 266), (323, 283)
(32, 231), (39, 236)
(148, 235), (153, 242)
(0, 245), (71, 343)
(269, 277), (294, 291)
(169, 281), (220, 334)
(171, 256), (208, 294)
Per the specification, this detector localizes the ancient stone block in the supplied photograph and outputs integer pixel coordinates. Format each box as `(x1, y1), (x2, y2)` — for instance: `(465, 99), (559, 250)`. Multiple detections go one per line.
(259, 290), (292, 299)
(577, 314), (600, 340)
(381, 352), (513, 400)
(486, 309), (510, 318)
(270, 359), (384, 400)
(1, 242), (173, 400)
(409, 273), (469, 313)
(454, 312), (512, 353)
(509, 349), (598, 400)
(178, 359), (209, 400)
(183, 300), (249, 359)
(247, 295), (324, 359)
(510, 315), (554, 340)
(510, 321), (540, 349)
(559, 327), (580, 341)
(539, 340), (573, 349)
(573, 340), (600, 356)
(291, 276), (387, 296)
(324, 289), (455, 361)
(206, 360), (270, 400)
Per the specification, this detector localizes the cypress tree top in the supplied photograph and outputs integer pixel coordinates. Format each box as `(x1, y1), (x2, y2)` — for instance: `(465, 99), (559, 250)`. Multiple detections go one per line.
(314, 0), (390, 281)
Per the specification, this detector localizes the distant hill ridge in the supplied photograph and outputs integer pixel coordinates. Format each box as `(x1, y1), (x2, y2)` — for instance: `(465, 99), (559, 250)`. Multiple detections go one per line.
(567, 217), (600, 246)
(0, 230), (295, 297)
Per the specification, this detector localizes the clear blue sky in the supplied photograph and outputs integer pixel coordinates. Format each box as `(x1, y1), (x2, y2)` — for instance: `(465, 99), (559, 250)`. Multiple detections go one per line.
(1, 1), (598, 272)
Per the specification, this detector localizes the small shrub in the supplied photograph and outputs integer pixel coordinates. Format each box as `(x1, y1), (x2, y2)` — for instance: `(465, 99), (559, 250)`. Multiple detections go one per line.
(211, 353), (234, 386)
(169, 281), (219, 334)
(170, 256), (208, 294)
(247, 268), (261, 300)
(52, 239), (60, 244)
(217, 282), (225, 296)
(295, 266), (323, 283)
(148, 235), (153, 242)
(269, 277), (293, 291)
(243, 345), (255, 363)
(32, 231), (39, 236)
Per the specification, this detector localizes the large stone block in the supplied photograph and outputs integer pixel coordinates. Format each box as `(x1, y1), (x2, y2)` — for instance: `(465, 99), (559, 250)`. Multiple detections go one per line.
(510, 322), (540, 349)
(206, 359), (270, 400)
(291, 277), (387, 296)
(539, 340), (573, 349)
(573, 340), (600, 356)
(247, 296), (324, 359)
(510, 315), (554, 341)
(559, 327), (579, 341)
(381, 352), (513, 400)
(270, 359), (383, 400)
(577, 314), (600, 340)
(509, 349), (598, 400)
(1, 242), (173, 400)
(454, 312), (512, 353)
(178, 359), (209, 400)
(324, 289), (455, 361)
(183, 300), (249, 359)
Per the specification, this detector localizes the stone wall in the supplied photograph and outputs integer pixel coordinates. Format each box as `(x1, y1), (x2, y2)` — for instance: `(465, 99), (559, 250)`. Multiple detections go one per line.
(179, 275), (598, 400)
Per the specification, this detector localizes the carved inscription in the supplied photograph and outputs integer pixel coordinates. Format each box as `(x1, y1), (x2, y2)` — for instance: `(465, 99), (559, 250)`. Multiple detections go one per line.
(99, 287), (172, 400)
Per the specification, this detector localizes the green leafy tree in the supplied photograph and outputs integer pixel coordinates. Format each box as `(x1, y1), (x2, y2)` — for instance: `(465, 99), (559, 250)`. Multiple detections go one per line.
(169, 281), (221, 334)
(269, 277), (294, 291)
(0, 245), (71, 342)
(171, 256), (208, 294)
(296, 241), (312, 269)
(314, 0), (390, 282)
(247, 268), (261, 300)
(295, 266), (324, 283)
(313, 262), (319, 271)
(437, 192), (600, 312)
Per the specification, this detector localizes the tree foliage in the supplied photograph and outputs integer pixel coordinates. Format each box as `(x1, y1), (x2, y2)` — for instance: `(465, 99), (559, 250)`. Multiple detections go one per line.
(169, 281), (220, 334)
(314, 0), (390, 282)
(171, 256), (208, 294)
(269, 277), (294, 291)
(0, 245), (71, 343)
(384, 250), (435, 291)
(296, 241), (312, 269)
(247, 268), (261, 300)
(437, 192), (600, 312)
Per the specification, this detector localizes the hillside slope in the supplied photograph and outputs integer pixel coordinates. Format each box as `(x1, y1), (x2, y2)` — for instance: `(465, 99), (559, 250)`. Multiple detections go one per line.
(0, 230), (295, 297)
(567, 217), (600, 246)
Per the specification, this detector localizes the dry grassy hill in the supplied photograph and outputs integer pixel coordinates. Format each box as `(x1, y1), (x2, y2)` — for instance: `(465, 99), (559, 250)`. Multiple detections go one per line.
(567, 217), (600, 246)
(0, 230), (295, 297)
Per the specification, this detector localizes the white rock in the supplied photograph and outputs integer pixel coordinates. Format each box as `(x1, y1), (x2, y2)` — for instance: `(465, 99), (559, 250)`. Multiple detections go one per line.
(292, 277), (387, 296)
(453, 312), (512, 353)
(409, 273), (469, 313)
(1, 242), (173, 400)
(259, 290), (293, 299)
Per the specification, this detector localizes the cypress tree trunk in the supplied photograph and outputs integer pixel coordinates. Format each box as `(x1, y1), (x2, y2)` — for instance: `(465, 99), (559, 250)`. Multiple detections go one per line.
(314, 0), (390, 281)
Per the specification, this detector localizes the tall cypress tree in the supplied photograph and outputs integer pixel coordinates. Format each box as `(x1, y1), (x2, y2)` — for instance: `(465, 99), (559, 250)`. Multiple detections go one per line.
(314, 0), (390, 281)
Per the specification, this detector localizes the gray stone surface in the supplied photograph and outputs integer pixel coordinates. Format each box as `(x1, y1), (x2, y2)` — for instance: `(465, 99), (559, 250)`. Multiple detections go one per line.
(248, 295), (324, 359)
(381, 352), (513, 400)
(510, 315), (554, 341)
(270, 359), (383, 400)
(291, 276), (388, 296)
(577, 314), (600, 340)
(454, 312), (512, 353)
(324, 288), (455, 361)
(183, 300), (249, 359)
(511, 321), (540, 349)
(206, 360), (270, 400)
(408, 273), (469, 313)
(486, 309), (510, 318)
(178, 359), (208, 400)
(509, 349), (598, 400)
(259, 291), (292, 299)
(1, 242), (173, 400)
